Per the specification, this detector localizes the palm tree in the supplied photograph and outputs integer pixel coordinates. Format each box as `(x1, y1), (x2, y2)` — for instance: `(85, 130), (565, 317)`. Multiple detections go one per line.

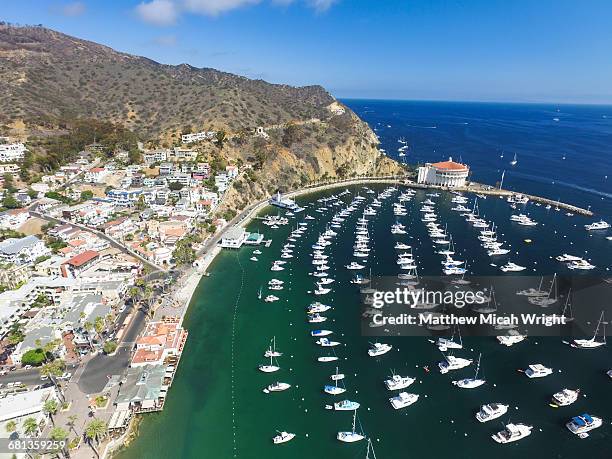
(22, 417), (39, 436)
(93, 316), (105, 339)
(66, 414), (79, 436)
(40, 360), (66, 403)
(83, 321), (95, 350)
(84, 419), (107, 458)
(5, 420), (16, 433)
(43, 399), (59, 425)
(49, 426), (69, 458)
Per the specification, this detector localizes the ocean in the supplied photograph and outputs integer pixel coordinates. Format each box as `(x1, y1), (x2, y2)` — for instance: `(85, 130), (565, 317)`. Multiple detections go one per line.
(120, 101), (612, 459)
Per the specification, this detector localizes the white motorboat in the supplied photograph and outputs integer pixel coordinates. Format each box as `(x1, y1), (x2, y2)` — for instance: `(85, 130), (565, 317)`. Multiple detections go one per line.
(264, 295), (279, 302)
(584, 220), (610, 231)
(492, 423), (533, 443)
(389, 392), (419, 409)
(497, 331), (526, 346)
(311, 329), (332, 337)
(438, 354), (472, 374)
(346, 262), (366, 270)
(453, 353), (485, 388)
(318, 356), (339, 362)
(263, 382), (291, 393)
(384, 373), (415, 391)
(328, 400), (360, 411)
(523, 364), (553, 378)
(368, 342), (392, 357)
(551, 388), (580, 407)
(567, 259), (596, 270)
(337, 411), (364, 443)
(501, 262), (527, 272)
(317, 337), (340, 347)
(307, 302), (332, 314)
(308, 313), (327, 323)
(476, 403), (509, 422)
(273, 431), (295, 444)
(566, 414), (603, 435)
(556, 254), (584, 262)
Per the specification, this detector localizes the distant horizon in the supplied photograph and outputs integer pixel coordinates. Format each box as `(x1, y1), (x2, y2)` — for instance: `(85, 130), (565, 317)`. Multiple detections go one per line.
(338, 96), (612, 107)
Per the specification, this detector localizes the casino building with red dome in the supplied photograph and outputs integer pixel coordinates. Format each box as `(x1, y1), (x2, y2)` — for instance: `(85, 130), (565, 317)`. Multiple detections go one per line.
(417, 157), (469, 187)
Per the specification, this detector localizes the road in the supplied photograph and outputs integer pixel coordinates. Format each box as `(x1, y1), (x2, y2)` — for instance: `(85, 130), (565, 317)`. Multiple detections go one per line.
(28, 209), (163, 273)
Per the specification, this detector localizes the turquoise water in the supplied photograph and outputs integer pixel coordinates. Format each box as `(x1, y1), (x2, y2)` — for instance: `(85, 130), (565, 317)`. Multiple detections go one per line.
(122, 184), (611, 459)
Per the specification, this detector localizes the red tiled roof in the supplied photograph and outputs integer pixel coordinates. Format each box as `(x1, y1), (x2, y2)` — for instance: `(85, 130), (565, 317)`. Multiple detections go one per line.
(431, 160), (468, 171)
(65, 250), (99, 267)
(90, 167), (105, 173)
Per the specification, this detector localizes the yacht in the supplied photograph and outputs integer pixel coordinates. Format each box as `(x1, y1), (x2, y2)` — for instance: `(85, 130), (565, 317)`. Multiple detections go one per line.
(584, 220), (610, 231)
(273, 431), (295, 444)
(250, 256), (258, 261)
(311, 329), (332, 337)
(328, 400), (360, 411)
(453, 353), (485, 388)
(263, 382), (291, 393)
(308, 302), (332, 314)
(438, 354), (472, 374)
(337, 411), (364, 443)
(476, 403), (509, 422)
(497, 331), (526, 346)
(384, 373), (415, 391)
(524, 364), (553, 378)
(566, 414), (603, 435)
(346, 262), (366, 270)
(551, 388), (580, 407)
(264, 295), (279, 303)
(556, 254), (584, 262)
(308, 313), (327, 323)
(500, 262), (527, 272)
(567, 259), (596, 270)
(318, 356), (339, 362)
(491, 423), (533, 443)
(317, 337), (340, 347)
(368, 342), (392, 357)
(389, 392), (419, 409)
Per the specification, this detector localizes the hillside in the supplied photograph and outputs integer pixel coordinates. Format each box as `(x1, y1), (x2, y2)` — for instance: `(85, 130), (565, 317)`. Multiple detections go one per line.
(0, 23), (403, 202)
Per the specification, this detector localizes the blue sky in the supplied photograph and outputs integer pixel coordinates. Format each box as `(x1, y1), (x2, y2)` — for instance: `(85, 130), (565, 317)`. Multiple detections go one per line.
(3, 0), (612, 104)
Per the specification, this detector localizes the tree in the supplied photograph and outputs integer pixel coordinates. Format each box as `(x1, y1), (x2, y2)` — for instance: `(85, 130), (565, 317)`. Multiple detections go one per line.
(103, 341), (117, 354)
(214, 130), (226, 148)
(43, 399), (59, 425)
(5, 420), (16, 433)
(2, 193), (21, 209)
(49, 426), (69, 458)
(22, 417), (39, 436)
(40, 360), (66, 403)
(93, 316), (105, 338)
(7, 328), (24, 345)
(80, 190), (94, 201)
(84, 419), (107, 458)
(66, 414), (79, 436)
(21, 348), (47, 366)
(168, 181), (184, 191)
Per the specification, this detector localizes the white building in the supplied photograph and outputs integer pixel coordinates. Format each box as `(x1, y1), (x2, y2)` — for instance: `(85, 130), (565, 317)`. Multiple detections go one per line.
(182, 131), (216, 144)
(168, 147), (197, 162)
(0, 235), (50, 265)
(417, 157), (469, 187)
(0, 163), (20, 174)
(220, 227), (247, 249)
(0, 387), (59, 425)
(0, 143), (27, 162)
(107, 189), (143, 206)
(143, 150), (168, 166)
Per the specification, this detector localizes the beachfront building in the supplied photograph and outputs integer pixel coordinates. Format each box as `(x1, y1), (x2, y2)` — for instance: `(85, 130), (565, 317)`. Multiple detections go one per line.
(131, 318), (188, 368)
(220, 227), (248, 249)
(417, 157), (469, 187)
(0, 387), (59, 438)
(115, 364), (169, 413)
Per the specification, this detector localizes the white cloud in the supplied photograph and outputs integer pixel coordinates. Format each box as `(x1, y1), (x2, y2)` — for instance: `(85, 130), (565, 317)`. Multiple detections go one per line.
(307, 0), (337, 13)
(136, 0), (179, 26)
(62, 1), (86, 17)
(183, 0), (261, 16)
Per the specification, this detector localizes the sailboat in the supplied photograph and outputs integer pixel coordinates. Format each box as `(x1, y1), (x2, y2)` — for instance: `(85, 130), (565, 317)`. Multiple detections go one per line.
(571, 311), (606, 349)
(435, 324), (463, 351)
(510, 153), (518, 166)
(337, 411), (365, 443)
(453, 353), (486, 388)
(528, 273), (558, 307)
(331, 367), (345, 381)
(365, 438), (377, 458)
(324, 370), (346, 395)
(257, 286), (262, 300)
(259, 352), (280, 372)
(264, 337), (282, 358)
